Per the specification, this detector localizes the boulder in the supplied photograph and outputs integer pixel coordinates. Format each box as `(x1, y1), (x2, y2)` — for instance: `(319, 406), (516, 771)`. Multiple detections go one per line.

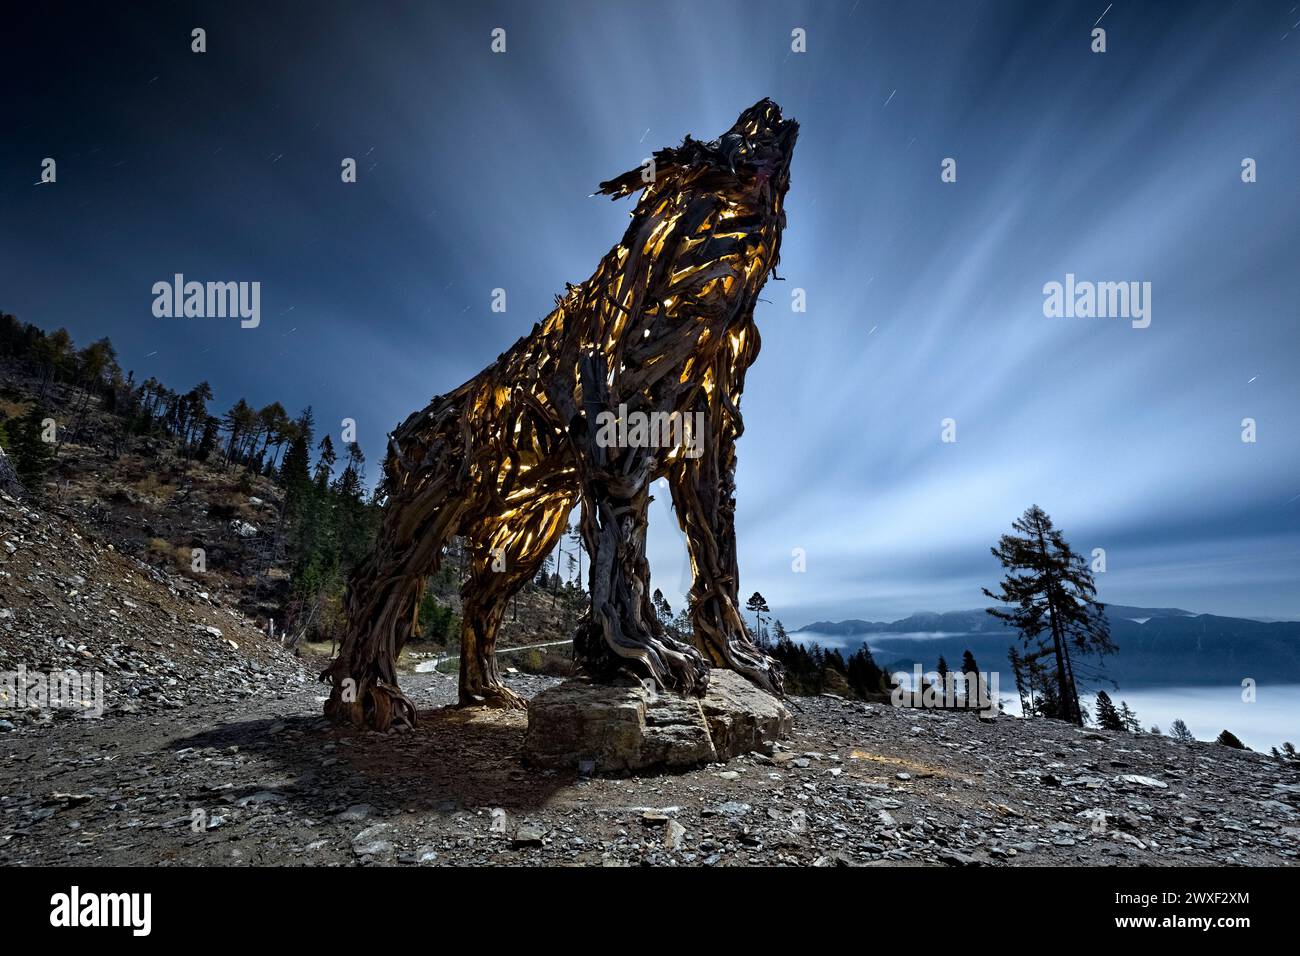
(523, 678), (715, 772)
(523, 670), (790, 773)
(699, 668), (792, 759)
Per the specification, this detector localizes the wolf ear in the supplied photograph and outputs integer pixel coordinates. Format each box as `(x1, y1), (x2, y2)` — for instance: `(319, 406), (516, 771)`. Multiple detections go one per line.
(595, 144), (685, 200)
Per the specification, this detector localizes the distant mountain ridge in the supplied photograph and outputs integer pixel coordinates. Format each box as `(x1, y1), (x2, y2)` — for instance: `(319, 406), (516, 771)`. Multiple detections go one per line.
(795, 606), (1300, 685)
(795, 605), (1216, 636)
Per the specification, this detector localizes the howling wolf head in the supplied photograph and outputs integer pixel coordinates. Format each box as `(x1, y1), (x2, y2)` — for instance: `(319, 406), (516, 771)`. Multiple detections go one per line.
(595, 98), (798, 291)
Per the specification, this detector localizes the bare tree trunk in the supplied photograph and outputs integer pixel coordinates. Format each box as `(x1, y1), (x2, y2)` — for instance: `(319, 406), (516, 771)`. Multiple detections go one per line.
(1038, 530), (1082, 725)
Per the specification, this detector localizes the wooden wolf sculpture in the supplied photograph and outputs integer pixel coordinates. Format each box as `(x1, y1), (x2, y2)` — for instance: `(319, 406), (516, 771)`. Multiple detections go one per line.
(324, 99), (797, 730)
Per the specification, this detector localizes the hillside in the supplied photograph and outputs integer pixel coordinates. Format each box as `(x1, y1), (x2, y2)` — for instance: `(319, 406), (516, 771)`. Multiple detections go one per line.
(0, 488), (307, 725)
(0, 326), (588, 663)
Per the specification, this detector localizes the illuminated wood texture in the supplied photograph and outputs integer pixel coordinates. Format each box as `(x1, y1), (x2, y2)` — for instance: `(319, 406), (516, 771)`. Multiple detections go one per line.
(324, 99), (797, 730)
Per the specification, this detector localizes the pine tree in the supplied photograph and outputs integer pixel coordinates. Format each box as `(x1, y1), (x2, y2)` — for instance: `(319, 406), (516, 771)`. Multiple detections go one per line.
(1169, 718), (1194, 742)
(223, 399), (256, 463)
(983, 505), (1115, 726)
(1117, 701), (1142, 734)
(667, 608), (693, 644)
(1216, 729), (1247, 750)
(195, 416), (220, 461)
(933, 655), (950, 704)
(278, 407), (314, 511)
(651, 588), (672, 625)
(745, 591), (770, 644)
(1007, 647), (1031, 715)
(9, 405), (55, 489)
(417, 587), (455, 645)
(332, 442), (374, 573)
(253, 401), (289, 464)
(314, 434), (336, 488)
(846, 644), (885, 698)
(1094, 690), (1124, 731)
(61, 337), (117, 449)
(567, 522), (584, 589)
(959, 649), (988, 710)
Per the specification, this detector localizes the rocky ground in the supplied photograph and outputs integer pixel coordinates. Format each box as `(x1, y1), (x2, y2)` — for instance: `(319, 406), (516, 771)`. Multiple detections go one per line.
(0, 491), (306, 724)
(4, 491), (1299, 868)
(3, 660), (1298, 866)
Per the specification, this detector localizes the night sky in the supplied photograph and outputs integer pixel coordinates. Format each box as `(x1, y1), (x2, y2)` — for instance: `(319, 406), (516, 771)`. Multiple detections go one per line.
(3, 1), (1298, 625)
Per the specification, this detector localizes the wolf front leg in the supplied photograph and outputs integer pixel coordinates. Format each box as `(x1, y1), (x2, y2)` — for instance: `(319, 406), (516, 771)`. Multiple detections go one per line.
(569, 353), (709, 695)
(667, 396), (784, 696)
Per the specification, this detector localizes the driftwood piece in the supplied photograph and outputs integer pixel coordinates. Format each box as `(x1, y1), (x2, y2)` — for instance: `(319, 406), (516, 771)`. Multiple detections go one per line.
(324, 99), (797, 730)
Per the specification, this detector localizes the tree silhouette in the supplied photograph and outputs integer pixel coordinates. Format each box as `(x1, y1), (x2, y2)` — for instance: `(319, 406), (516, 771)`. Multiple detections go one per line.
(984, 505), (1115, 726)
(567, 522), (584, 589)
(959, 649), (988, 710)
(1216, 729), (1247, 749)
(651, 587), (673, 626)
(1094, 690), (1124, 731)
(745, 591), (770, 644)
(1118, 700), (1142, 734)
(935, 655), (950, 700)
(8, 404), (54, 490)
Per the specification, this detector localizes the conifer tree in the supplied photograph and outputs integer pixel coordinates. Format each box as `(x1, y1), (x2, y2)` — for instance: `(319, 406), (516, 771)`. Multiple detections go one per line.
(1216, 729), (1247, 749)
(933, 655), (950, 704)
(1094, 690), (1124, 731)
(1007, 647), (1031, 715)
(9, 405), (55, 489)
(314, 434), (336, 488)
(278, 407), (314, 511)
(846, 644), (885, 697)
(1117, 700), (1142, 734)
(959, 649), (988, 710)
(745, 591), (770, 644)
(984, 505), (1115, 726)
(651, 588), (672, 626)
(1164, 723), (1190, 749)
(567, 522), (584, 589)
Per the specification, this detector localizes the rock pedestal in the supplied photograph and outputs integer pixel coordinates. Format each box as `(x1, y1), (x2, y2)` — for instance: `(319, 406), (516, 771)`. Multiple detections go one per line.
(523, 669), (791, 773)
